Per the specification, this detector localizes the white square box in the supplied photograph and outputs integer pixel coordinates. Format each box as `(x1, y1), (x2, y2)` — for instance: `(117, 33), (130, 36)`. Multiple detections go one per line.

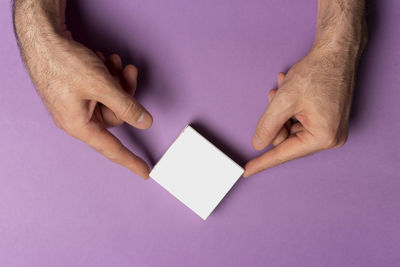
(150, 125), (244, 220)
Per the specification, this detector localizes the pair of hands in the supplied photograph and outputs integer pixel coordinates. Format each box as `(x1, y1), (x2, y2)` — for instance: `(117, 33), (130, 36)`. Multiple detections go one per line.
(27, 30), (357, 179)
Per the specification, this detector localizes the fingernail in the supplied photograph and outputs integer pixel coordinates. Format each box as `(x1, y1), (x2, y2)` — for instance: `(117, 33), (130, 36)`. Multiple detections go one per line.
(254, 135), (263, 145)
(135, 112), (153, 129)
(137, 112), (145, 123)
(253, 134), (265, 148)
(243, 163), (251, 178)
(252, 134), (267, 151)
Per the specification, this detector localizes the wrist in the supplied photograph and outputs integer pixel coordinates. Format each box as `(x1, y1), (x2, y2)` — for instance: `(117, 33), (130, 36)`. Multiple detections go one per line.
(313, 23), (367, 56)
(313, 0), (368, 60)
(311, 33), (366, 64)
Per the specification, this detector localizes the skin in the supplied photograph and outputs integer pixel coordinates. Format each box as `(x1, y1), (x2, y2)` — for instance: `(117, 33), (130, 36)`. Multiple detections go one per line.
(13, 0), (367, 179)
(244, 0), (367, 177)
(13, 0), (153, 179)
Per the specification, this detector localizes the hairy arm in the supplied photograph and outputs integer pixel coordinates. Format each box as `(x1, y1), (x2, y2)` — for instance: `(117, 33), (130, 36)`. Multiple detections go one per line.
(244, 0), (367, 176)
(13, 0), (154, 179)
(13, 0), (69, 103)
(315, 0), (367, 48)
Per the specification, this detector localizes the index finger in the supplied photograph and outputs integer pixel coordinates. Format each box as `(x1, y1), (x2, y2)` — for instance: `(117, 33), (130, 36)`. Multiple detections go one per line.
(76, 123), (150, 179)
(243, 133), (318, 177)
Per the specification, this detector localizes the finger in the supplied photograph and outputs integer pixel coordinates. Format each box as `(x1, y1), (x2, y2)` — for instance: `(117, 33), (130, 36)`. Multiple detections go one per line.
(267, 88), (290, 146)
(278, 72), (286, 87)
(101, 105), (123, 127)
(268, 89), (277, 103)
(244, 133), (316, 177)
(101, 63), (139, 127)
(77, 122), (150, 179)
(252, 94), (294, 150)
(96, 53), (124, 127)
(109, 54), (122, 70)
(106, 54), (123, 80)
(94, 83), (153, 129)
(290, 122), (304, 135)
(271, 127), (289, 146)
(122, 64), (138, 96)
(63, 30), (73, 40)
(95, 51), (106, 63)
(272, 119), (293, 145)
(285, 119), (292, 130)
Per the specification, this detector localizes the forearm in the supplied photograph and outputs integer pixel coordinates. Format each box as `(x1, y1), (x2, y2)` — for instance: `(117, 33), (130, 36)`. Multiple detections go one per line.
(13, 0), (67, 88)
(313, 0), (367, 56)
(13, 0), (65, 35)
(13, 0), (66, 59)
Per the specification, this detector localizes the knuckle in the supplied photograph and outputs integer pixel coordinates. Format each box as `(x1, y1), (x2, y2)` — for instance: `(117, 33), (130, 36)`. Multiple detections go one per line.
(275, 156), (287, 166)
(325, 138), (338, 149)
(104, 144), (124, 164)
(275, 93), (295, 110)
(334, 132), (349, 148)
(272, 139), (280, 147)
(52, 118), (64, 130)
(316, 129), (340, 149)
(63, 126), (77, 137)
(334, 139), (346, 148)
(104, 150), (117, 163)
(61, 119), (83, 138)
(316, 123), (349, 149)
(121, 100), (141, 121)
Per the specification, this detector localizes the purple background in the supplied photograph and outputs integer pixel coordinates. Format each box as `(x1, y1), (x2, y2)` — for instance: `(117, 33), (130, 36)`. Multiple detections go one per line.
(1, 0), (399, 266)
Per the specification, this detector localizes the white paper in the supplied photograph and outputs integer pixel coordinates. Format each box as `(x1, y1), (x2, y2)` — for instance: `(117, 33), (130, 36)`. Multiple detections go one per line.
(150, 125), (244, 220)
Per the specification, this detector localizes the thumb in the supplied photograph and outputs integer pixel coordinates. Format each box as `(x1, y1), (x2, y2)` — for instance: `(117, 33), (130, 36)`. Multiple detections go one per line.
(268, 89), (277, 103)
(278, 72), (286, 87)
(94, 81), (153, 129)
(252, 94), (293, 150)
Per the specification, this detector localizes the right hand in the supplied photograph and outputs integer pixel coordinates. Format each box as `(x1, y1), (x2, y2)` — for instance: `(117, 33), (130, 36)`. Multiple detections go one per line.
(20, 32), (153, 179)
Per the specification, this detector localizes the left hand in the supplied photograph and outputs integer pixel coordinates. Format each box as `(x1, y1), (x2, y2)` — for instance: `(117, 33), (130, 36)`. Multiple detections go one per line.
(244, 47), (361, 177)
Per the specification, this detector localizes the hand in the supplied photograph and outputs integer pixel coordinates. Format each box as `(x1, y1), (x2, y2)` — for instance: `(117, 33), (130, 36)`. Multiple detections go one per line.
(14, 17), (153, 178)
(41, 39), (152, 178)
(13, 1), (153, 179)
(243, 0), (367, 177)
(244, 48), (361, 177)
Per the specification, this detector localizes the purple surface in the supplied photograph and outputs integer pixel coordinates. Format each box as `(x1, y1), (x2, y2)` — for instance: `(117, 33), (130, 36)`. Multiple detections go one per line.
(1, 0), (399, 266)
